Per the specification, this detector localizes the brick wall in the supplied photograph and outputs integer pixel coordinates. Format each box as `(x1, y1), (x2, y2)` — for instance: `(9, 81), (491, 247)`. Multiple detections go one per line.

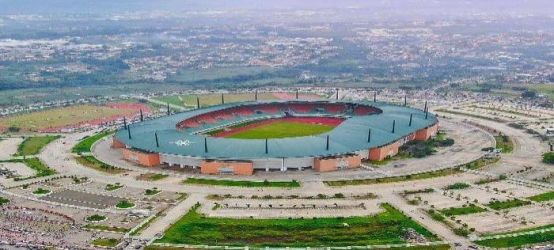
(368, 140), (401, 161)
(200, 160), (254, 175)
(122, 148), (160, 167)
(414, 123), (439, 141)
(314, 154), (361, 172)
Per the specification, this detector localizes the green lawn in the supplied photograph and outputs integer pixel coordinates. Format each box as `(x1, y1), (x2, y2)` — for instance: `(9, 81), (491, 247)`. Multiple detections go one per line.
(72, 131), (112, 154)
(444, 182), (470, 190)
(527, 191), (554, 202)
(17, 135), (60, 156)
(75, 156), (126, 174)
(482, 224), (554, 237)
(116, 200), (135, 209)
(146, 245), (451, 250)
(439, 204), (487, 216)
(325, 167), (462, 186)
(86, 214), (107, 222)
(105, 183), (124, 191)
(137, 173), (169, 181)
(156, 203), (439, 247)
(544, 152), (554, 164)
(227, 121), (335, 139)
(0, 197), (9, 206)
(85, 224), (128, 233)
(494, 135), (514, 153)
(526, 84), (554, 102)
(145, 188), (161, 196)
(130, 211), (164, 236)
(33, 188), (50, 195)
(183, 178), (300, 188)
(486, 199), (531, 210)
(91, 238), (120, 247)
(475, 230), (554, 248)
(2, 157), (57, 181)
(326, 157), (498, 187)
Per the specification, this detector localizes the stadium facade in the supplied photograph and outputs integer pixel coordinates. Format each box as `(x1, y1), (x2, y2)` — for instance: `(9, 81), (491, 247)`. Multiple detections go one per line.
(112, 100), (438, 175)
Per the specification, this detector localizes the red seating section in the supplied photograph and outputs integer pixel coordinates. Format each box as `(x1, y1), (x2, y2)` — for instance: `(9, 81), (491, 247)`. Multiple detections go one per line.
(353, 105), (381, 116)
(176, 102), (380, 129)
(324, 103), (347, 114)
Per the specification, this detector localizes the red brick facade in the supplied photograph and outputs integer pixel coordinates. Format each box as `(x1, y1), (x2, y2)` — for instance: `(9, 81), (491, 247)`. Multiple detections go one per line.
(121, 148), (160, 167)
(414, 123), (439, 141)
(369, 140), (401, 161)
(116, 122), (439, 173)
(314, 154), (361, 172)
(369, 122), (439, 161)
(200, 160), (254, 175)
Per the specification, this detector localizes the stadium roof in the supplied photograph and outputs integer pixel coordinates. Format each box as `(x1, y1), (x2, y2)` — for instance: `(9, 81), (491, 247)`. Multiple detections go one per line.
(114, 100), (438, 159)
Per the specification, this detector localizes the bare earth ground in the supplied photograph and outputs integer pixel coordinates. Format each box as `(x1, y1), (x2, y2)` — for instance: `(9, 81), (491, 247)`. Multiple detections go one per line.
(0, 137), (23, 160)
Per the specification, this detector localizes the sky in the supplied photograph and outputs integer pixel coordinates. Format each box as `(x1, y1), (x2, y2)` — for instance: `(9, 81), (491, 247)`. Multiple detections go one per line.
(0, 0), (552, 15)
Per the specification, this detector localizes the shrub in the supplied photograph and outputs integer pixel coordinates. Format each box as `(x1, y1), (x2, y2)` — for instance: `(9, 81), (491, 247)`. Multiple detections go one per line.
(543, 152), (554, 164)
(86, 214), (107, 222)
(116, 200), (135, 209)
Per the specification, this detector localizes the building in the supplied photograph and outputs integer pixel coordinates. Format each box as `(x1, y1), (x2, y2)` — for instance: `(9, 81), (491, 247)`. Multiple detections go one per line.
(112, 100), (438, 175)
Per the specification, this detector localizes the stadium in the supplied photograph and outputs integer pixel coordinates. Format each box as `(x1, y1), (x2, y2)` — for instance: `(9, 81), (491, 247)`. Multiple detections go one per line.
(112, 99), (439, 175)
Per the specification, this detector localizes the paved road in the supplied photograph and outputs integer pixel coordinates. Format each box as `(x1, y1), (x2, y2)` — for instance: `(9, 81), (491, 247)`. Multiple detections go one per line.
(32, 118), (547, 249)
(138, 193), (204, 239)
(437, 110), (552, 184)
(380, 190), (473, 249)
(33, 127), (494, 246)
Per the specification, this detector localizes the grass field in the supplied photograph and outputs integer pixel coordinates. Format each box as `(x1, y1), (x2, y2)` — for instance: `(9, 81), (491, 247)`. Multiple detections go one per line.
(527, 191), (554, 202)
(17, 135), (60, 156)
(0, 104), (136, 132)
(75, 156), (126, 174)
(494, 135), (514, 153)
(136, 173), (169, 181)
(486, 199), (531, 210)
(1, 157), (57, 180)
(130, 211), (165, 236)
(146, 244), (451, 250)
(325, 167), (463, 186)
(327, 156), (498, 187)
(475, 230), (554, 248)
(0, 197), (10, 206)
(86, 214), (106, 222)
(526, 84), (554, 101)
(85, 224), (128, 233)
(116, 200), (135, 209)
(155, 203), (439, 247)
(439, 204), (487, 216)
(183, 177), (300, 188)
(72, 131), (112, 154)
(228, 121), (335, 139)
(482, 224), (554, 237)
(91, 238), (120, 247)
(444, 182), (471, 190)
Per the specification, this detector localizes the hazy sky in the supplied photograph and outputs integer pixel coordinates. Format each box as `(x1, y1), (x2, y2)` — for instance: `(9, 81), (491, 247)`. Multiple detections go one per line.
(0, 0), (552, 15)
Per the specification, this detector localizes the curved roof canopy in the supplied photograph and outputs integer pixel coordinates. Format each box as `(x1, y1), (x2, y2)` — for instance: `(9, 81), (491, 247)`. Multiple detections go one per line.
(114, 100), (438, 159)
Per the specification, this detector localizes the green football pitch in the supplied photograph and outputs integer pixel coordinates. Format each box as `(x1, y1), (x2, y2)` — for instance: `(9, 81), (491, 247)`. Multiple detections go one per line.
(227, 121), (335, 139)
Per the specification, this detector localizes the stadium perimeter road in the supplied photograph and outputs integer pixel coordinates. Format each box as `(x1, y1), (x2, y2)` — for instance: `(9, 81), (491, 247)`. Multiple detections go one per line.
(92, 119), (493, 182)
(35, 129), (496, 249)
(436, 110), (553, 184)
